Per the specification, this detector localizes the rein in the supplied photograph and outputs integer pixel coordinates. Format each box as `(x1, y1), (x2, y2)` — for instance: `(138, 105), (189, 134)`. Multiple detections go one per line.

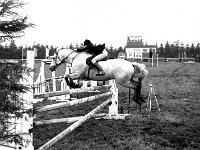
(55, 50), (79, 66)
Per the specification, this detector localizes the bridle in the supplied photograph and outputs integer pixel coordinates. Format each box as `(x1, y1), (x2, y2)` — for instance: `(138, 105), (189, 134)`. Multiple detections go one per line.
(54, 50), (79, 66)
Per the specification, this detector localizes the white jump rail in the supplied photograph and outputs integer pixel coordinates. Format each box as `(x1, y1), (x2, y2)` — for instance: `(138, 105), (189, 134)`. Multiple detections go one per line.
(34, 85), (111, 99)
(35, 78), (122, 150)
(37, 97), (113, 150)
(36, 91), (112, 112)
(34, 113), (107, 125)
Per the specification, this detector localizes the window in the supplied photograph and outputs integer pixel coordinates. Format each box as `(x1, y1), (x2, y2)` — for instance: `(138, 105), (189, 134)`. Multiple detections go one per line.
(143, 49), (148, 52)
(128, 53), (133, 58)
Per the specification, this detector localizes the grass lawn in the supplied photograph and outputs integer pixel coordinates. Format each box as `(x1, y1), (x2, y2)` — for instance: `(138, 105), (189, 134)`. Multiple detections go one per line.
(33, 62), (200, 150)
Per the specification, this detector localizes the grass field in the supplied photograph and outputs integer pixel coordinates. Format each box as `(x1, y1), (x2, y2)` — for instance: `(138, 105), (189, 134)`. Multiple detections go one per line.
(33, 62), (200, 150)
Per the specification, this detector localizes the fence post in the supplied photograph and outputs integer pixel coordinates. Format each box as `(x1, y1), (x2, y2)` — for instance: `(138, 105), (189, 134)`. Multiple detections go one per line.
(52, 71), (56, 91)
(108, 80), (118, 116)
(40, 60), (46, 93)
(17, 49), (35, 150)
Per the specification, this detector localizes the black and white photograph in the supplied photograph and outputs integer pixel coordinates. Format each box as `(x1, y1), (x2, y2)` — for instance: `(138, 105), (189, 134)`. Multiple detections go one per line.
(0, 0), (200, 149)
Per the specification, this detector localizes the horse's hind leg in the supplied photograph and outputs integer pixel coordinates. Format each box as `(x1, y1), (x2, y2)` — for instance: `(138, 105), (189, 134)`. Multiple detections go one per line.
(117, 79), (143, 112)
(117, 79), (140, 90)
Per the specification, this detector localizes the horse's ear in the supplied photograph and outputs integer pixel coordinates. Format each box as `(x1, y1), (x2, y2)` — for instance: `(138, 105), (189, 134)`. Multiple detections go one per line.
(54, 48), (59, 54)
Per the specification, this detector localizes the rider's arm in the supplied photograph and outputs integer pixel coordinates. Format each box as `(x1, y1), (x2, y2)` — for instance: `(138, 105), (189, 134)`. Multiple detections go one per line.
(77, 46), (87, 52)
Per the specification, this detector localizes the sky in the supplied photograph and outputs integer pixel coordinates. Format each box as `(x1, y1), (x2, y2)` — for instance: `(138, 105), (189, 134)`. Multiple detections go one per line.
(15, 0), (200, 48)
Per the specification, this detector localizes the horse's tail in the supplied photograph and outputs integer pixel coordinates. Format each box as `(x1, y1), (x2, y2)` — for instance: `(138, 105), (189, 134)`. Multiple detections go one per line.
(131, 62), (148, 106)
(132, 62), (148, 80)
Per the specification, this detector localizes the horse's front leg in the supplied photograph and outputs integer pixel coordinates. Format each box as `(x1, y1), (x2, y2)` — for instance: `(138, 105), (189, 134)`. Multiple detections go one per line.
(64, 72), (82, 89)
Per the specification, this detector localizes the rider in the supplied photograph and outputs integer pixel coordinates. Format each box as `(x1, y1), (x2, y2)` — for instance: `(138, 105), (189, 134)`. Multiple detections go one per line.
(77, 39), (108, 76)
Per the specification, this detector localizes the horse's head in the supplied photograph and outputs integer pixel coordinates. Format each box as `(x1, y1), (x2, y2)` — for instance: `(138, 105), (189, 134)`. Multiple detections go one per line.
(49, 48), (75, 72)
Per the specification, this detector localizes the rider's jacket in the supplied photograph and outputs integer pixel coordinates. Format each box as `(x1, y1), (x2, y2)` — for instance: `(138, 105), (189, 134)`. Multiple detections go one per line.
(77, 43), (105, 56)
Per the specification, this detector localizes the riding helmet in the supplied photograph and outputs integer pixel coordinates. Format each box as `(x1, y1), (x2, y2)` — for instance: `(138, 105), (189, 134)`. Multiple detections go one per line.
(84, 39), (91, 46)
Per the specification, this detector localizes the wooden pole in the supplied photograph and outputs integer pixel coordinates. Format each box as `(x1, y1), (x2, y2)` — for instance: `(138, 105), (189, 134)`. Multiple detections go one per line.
(34, 113), (106, 125)
(34, 85), (111, 99)
(128, 88), (131, 113)
(37, 97), (112, 150)
(52, 71), (56, 92)
(18, 49), (35, 150)
(108, 80), (118, 116)
(37, 91), (112, 112)
(157, 54), (159, 67)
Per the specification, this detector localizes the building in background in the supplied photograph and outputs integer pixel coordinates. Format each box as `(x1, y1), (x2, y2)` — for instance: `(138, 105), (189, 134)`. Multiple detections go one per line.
(125, 36), (156, 62)
(118, 52), (126, 59)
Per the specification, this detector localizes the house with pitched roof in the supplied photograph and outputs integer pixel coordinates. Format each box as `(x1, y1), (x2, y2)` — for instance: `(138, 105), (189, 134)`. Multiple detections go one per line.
(125, 36), (157, 62)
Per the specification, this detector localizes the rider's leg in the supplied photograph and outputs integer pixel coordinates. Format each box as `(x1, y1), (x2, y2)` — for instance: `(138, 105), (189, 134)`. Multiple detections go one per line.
(92, 49), (108, 62)
(91, 50), (108, 76)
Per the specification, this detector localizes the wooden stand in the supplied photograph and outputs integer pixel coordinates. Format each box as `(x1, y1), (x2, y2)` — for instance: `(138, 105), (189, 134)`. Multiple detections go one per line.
(146, 84), (160, 114)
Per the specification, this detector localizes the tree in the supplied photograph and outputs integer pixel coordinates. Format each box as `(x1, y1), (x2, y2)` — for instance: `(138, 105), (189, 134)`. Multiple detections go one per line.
(107, 45), (120, 59)
(34, 44), (46, 59)
(49, 45), (56, 56)
(179, 43), (185, 62)
(7, 41), (21, 59)
(165, 41), (171, 58)
(0, 0), (33, 146)
(195, 43), (200, 62)
(69, 43), (75, 50)
(117, 46), (124, 53)
(0, 0), (34, 42)
(195, 43), (200, 55)
(185, 43), (190, 58)
(158, 43), (164, 57)
(169, 43), (178, 58)
(170, 44), (177, 58)
(190, 43), (195, 58)
(0, 61), (30, 144)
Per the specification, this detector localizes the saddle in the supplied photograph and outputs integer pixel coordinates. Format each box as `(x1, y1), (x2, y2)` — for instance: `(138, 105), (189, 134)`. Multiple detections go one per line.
(86, 56), (107, 67)
(85, 56), (107, 79)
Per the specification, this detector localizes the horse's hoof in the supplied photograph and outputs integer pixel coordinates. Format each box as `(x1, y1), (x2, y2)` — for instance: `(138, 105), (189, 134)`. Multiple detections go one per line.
(108, 101), (112, 105)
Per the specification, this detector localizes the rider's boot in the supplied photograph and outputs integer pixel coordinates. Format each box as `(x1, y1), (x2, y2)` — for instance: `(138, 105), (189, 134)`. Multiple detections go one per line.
(93, 62), (105, 76)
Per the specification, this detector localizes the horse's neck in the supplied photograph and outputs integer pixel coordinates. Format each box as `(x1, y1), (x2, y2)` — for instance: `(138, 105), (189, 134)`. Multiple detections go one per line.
(61, 49), (77, 63)
(63, 50), (91, 64)
(76, 52), (91, 61)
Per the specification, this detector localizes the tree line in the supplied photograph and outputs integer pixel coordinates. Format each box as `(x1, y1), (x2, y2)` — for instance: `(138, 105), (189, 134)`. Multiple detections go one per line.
(0, 41), (125, 59)
(1, 40), (200, 61)
(157, 41), (200, 60)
